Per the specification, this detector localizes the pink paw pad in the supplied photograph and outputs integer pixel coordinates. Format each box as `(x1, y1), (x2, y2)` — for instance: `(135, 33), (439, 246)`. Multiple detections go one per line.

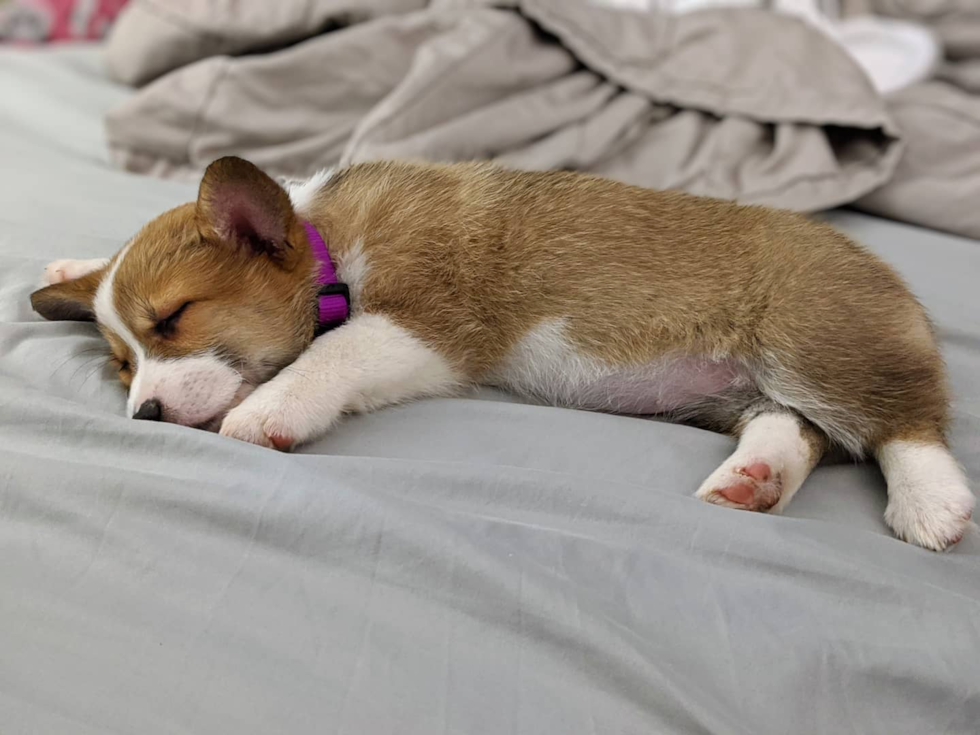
(947, 510), (973, 547)
(711, 462), (781, 511)
(742, 462), (771, 482)
(268, 433), (294, 451)
(718, 482), (757, 506)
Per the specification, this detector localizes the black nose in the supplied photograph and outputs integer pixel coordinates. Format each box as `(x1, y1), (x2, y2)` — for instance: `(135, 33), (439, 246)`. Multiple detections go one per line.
(133, 399), (163, 421)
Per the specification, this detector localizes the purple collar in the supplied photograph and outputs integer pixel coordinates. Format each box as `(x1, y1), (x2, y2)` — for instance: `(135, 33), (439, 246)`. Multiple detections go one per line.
(304, 221), (350, 334)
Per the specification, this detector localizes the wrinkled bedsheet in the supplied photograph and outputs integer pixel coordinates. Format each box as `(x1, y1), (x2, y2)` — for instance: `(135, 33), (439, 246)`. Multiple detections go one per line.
(103, 0), (904, 213)
(1, 46), (979, 735)
(101, 0), (980, 240)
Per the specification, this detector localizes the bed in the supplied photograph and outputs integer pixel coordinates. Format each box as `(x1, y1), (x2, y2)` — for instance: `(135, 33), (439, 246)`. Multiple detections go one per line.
(1, 44), (979, 735)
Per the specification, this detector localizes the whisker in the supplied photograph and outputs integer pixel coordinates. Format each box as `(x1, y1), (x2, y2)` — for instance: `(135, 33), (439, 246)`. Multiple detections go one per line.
(49, 344), (110, 379)
(69, 356), (110, 384)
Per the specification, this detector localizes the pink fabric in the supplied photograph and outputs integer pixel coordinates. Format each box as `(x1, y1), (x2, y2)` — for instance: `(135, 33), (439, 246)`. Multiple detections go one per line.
(0, 0), (128, 43)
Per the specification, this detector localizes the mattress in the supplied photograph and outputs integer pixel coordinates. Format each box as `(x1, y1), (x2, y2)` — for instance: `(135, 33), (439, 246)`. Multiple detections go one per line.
(1, 46), (978, 735)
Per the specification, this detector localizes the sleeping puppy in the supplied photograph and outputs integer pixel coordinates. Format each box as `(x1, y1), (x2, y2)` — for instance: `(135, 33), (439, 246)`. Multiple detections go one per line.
(31, 157), (974, 551)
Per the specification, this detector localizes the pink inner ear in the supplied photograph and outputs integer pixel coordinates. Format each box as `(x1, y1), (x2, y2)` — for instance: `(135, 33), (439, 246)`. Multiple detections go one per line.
(213, 186), (285, 247)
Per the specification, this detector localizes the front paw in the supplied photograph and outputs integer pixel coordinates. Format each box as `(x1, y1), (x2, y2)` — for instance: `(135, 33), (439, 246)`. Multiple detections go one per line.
(41, 258), (109, 286)
(219, 402), (295, 451)
(218, 384), (332, 450)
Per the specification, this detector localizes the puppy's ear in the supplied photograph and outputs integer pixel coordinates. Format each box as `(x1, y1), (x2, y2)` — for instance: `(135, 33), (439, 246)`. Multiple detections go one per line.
(196, 156), (298, 264)
(31, 268), (105, 322)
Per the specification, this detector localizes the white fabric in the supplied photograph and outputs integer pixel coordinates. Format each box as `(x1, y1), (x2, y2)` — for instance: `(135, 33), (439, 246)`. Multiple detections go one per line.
(592, 0), (940, 94)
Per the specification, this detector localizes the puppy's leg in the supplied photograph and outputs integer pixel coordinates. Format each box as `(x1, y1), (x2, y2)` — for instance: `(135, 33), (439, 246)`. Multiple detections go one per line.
(877, 437), (974, 551)
(42, 258), (110, 286)
(696, 411), (827, 513)
(220, 313), (461, 450)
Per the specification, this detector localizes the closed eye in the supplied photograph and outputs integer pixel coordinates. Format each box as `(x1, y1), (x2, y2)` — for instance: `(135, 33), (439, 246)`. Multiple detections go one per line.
(113, 357), (132, 387)
(156, 301), (192, 338)
(110, 355), (131, 373)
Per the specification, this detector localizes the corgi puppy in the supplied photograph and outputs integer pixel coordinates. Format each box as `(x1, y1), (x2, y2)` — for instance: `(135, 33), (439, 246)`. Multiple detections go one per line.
(31, 157), (974, 551)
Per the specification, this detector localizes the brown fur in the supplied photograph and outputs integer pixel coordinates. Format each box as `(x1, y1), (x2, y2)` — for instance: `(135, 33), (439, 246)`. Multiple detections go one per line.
(31, 266), (106, 322)
(308, 161), (948, 455)
(31, 158), (949, 459)
(34, 162), (320, 390)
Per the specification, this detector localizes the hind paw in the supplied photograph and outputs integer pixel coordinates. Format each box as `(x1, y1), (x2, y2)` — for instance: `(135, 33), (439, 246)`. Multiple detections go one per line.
(880, 441), (976, 551)
(696, 460), (784, 512)
(885, 483), (975, 551)
(695, 413), (820, 515)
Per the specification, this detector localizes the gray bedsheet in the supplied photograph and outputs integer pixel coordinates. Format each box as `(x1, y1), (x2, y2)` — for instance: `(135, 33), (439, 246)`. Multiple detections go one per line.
(1, 46), (979, 735)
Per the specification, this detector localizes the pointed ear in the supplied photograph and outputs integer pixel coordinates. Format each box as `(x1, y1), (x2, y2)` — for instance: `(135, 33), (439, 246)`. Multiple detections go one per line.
(196, 156), (297, 262)
(31, 268), (105, 322)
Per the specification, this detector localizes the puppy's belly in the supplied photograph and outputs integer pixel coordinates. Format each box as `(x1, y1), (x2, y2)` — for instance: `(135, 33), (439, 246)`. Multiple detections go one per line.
(487, 319), (750, 414)
(583, 359), (748, 414)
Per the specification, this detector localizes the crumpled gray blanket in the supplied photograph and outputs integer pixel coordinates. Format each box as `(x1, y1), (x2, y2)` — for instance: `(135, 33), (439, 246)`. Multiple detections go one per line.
(103, 0), (980, 238)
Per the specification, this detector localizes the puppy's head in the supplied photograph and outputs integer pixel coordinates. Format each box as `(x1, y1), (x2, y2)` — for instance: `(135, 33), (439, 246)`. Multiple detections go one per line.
(31, 157), (317, 429)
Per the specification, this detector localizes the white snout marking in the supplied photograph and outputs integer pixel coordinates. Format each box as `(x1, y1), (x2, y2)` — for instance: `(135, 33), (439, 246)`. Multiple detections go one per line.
(94, 240), (149, 411)
(129, 353), (243, 426)
(93, 241), (244, 425)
